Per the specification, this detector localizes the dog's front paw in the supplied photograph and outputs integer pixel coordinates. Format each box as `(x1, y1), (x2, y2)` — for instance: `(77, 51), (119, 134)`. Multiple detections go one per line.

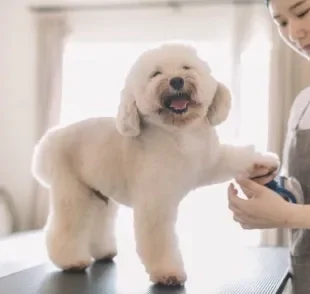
(248, 152), (280, 178)
(255, 152), (280, 172)
(49, 249), (93, 272)
(149, 267), (187, 286)
(62, 260), (93, 272)
(45, 228), (93, 271)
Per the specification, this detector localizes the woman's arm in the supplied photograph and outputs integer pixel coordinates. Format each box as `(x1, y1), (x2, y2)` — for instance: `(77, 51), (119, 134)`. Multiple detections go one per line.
(288, 204), (310, 229)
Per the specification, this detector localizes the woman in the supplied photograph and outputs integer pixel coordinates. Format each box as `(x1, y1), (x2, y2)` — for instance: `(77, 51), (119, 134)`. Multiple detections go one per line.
(228, 0), (310, 294)
(228, 0), (310, 292)
(229, 0), (310, 228)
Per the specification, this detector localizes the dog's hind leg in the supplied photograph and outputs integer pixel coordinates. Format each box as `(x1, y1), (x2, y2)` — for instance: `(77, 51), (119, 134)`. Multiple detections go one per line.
(45, 175), (95, 271)
(89, 196), (119, 261)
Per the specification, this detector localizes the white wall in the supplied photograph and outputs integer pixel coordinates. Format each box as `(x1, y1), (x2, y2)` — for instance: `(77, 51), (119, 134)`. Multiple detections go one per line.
(0, 0), (37, 231)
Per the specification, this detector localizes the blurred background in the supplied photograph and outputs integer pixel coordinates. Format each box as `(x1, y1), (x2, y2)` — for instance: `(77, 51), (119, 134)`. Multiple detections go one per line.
(1, 0), (310, 257)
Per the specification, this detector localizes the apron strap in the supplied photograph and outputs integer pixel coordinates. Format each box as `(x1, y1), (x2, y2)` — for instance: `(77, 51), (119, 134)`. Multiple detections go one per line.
(295, 98), (310, 131)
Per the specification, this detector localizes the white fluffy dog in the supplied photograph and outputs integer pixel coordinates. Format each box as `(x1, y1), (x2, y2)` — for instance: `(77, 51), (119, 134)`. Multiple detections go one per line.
(32, 44), (279, 286)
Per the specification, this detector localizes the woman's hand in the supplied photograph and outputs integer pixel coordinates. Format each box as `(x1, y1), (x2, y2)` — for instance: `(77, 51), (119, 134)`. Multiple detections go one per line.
(228, 176), (293, 229)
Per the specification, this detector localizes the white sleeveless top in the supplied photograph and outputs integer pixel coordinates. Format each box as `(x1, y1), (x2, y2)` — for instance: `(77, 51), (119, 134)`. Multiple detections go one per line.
(281, 87), (310, 176)
(288, 87), (310, 131)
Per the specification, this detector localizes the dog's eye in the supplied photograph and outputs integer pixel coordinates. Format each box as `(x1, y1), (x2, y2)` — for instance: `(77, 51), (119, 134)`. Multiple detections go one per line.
(182, 66), (191, 70)
(150, 71), (162, 78)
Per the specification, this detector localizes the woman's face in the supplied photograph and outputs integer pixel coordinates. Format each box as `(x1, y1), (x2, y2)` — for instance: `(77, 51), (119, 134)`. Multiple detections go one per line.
(269, 0), (310, 59)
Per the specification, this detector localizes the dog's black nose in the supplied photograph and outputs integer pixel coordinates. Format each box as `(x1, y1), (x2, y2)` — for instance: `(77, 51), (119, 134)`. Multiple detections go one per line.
(170, 77), (184, 90)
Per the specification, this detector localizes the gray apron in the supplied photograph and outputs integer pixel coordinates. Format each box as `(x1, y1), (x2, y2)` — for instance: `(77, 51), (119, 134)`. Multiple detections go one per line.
(287, 98), (310, 294)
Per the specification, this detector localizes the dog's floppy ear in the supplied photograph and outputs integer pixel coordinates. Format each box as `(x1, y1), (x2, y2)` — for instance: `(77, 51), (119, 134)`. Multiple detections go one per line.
(207, 82), (232, 126)
(116, 87), (141, 136)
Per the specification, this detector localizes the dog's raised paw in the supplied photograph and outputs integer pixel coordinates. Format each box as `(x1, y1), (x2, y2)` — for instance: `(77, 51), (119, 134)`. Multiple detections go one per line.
(254, 152), (280, 172)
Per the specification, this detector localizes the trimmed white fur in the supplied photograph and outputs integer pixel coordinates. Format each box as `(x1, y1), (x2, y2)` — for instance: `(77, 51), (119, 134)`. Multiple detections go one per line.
(32, 44), (279, 285)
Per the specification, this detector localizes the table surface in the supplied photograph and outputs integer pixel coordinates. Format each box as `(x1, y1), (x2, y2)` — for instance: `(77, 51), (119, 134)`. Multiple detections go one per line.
(0, 230), (291, 294)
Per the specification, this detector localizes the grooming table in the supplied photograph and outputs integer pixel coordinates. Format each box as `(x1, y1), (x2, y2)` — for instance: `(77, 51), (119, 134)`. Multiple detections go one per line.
(0, 231), (291, 294)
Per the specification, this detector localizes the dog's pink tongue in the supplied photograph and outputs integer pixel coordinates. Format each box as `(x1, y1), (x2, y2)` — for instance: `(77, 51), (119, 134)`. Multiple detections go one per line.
(170, 99), (189, 110)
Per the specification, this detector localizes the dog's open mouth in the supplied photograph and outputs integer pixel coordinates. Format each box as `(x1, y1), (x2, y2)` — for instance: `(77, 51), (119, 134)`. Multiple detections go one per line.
(163, 93), (191, 114)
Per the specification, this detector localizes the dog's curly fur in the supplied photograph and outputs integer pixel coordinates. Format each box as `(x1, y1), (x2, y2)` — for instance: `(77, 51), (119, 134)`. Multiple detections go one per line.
(32, 43), (279, 285)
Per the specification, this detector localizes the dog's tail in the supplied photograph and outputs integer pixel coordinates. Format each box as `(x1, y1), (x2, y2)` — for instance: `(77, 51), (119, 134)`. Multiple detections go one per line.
(31, 129), (60, 188)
